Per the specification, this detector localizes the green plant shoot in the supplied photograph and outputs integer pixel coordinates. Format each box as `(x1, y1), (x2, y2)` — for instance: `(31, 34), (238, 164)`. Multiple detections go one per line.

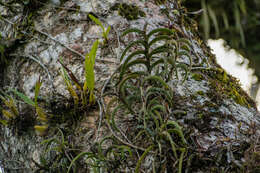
(88, 14), (111, 43)
(83, 40), (99, 104)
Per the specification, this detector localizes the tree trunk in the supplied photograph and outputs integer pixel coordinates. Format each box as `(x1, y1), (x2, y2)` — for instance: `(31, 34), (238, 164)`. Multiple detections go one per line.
(0, 0), (260, 172)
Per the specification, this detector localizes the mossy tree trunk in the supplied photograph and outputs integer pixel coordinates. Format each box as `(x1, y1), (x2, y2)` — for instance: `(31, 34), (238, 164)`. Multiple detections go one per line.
(0, 0), (260, 172)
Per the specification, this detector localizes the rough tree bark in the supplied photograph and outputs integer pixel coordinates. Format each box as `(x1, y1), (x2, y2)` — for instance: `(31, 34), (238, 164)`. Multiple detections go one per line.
(0, 0), (260, 172)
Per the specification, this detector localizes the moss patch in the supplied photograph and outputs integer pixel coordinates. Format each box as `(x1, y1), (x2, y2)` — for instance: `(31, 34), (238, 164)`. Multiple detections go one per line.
(192, 73), (203, 81)
(204, 68), (255, 108)
(110, 3), (146, 21)
(196, 90), (205, 96)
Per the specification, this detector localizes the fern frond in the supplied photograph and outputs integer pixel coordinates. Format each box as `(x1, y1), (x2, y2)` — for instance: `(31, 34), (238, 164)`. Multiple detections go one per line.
(120, 40), (146, 62)
(142, 75), (170, 89)
(148, 35), (173, 47)
(175, 63), (189, 84)
(150, 58), (165, 69)
(121, 50), (146, 64)
(124, 59), (149, 71)
(162, 131), (177, 159)
(118, 73), (140, 95)
(145, 87), (173, 107)
(177, 38), (192, 47)
(150, 104), (167, 114)
(121, 28), (144, 37)
(167, 120), (187, 145)
(147, 28), (175, 39)
(178, 50), (192, 68)
(135, 145), (154, 173)
(148, 45), (172, 58)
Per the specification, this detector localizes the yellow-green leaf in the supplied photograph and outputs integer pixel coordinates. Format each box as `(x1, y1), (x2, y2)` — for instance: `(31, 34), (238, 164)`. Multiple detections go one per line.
(36, 106), (48, 122)
(2, 110), (15, 119)
(34, 125), (48, 135)
(34, 77), (42, 105)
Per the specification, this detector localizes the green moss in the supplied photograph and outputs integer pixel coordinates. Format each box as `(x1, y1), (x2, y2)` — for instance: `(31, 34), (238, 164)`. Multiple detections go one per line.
(110, 3), (146, 21)
(191, 73), (203, 81)
(197, 113), (204, 119)
(204, 68), (254, 108)
(196, 90), (205, 96)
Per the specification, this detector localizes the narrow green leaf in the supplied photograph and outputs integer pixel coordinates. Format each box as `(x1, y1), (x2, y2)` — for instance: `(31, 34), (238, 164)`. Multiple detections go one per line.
(124, 59), (149, 72)
(162, 131), (177, 159)
(148, 35), (172, 47)
(150, 104), (166, 113)
(175, 63), (189, 84)
(67, 152), (94, 173)
(207, 5), (219, 37)
(34, 77), (42, 105)
(222, 12), (229, 30)
(88, 14), (105, 31)
(121, 49), (146, 65)
(142, 75), (170, 89)
(118, 73), (140, 96)
(177, 38), (192, 47)
(238, 0), (246, 15)
(0, 119), (8, 126)
(202, 0), (210, 39)
(135, 145), (154, 173)
(89, 40), (99, 64)
(104, 25), (111, 39)
(85, 40), (99, 104)
(239, 23), (246, 47)
(234, 2), (241, 32)
(178, 50), (192, 68)
(121, 28), (144, 37)
(120, 40), (146, 62)
(120, 50), (146, 79)
(11, 89), (35, 106)
(178, 148), (186, 173)
(147, 28), (175, 39)
(148, 45), (172, 58)
(167, 120), (187, 144)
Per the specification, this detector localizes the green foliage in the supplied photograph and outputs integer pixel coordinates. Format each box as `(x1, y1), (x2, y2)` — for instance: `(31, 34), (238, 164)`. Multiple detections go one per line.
(10, 78), (49, 134)
(83, 40), (99, 105)
(59, 40), (99, 106)
(184, 0), (260, 79)
(10, 89), (35, 106)
(0, 92), (19, 125)
(119, 24), (192, 83)
(34, 128), (77, 172)
(100, 25), (191, 172)
(88, 14), (111, 44)
(60, 64), (80, 107)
